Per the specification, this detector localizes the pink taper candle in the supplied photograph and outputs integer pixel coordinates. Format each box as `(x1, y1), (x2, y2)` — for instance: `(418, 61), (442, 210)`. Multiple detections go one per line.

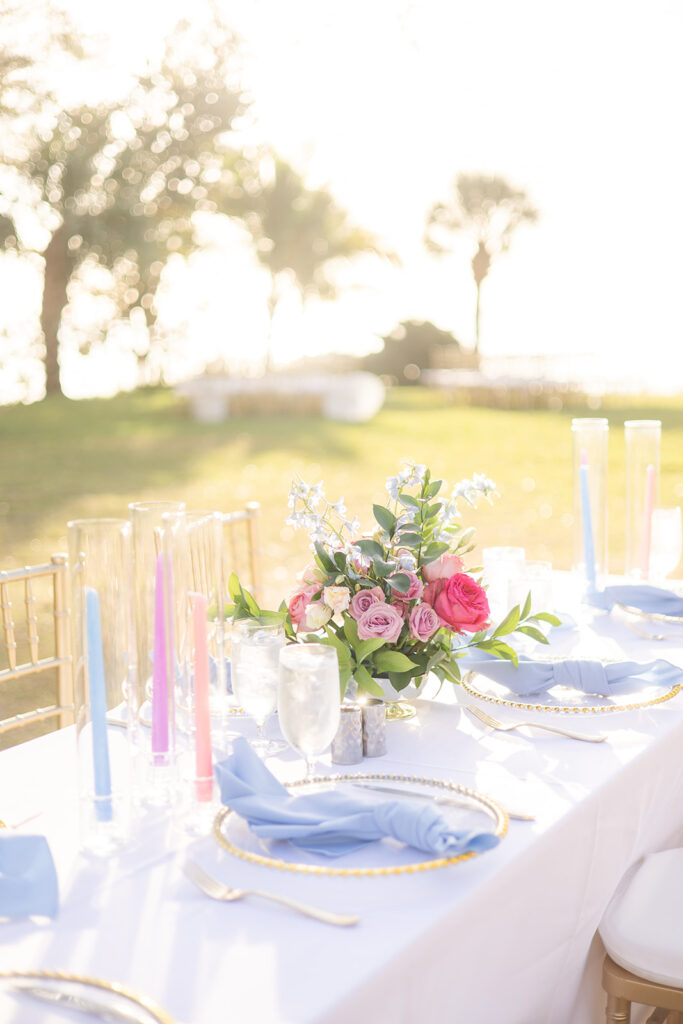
(191, 592), (213, 801)
(151, 553), (169, 757)
(641, 463), (656, 578)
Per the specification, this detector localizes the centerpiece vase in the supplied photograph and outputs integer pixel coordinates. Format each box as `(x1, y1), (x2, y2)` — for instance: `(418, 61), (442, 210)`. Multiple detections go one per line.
(349, 675), (429, 721)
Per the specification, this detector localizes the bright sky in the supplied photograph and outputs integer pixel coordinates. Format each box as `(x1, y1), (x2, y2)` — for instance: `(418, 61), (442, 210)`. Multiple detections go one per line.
(3, 0), (683, 400)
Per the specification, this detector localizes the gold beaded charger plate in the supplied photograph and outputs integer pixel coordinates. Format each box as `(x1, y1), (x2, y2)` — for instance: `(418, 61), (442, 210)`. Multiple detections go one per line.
(213, 773), (507, 877)
(462, 662), (681, 715)
(615, 601), (683, 626)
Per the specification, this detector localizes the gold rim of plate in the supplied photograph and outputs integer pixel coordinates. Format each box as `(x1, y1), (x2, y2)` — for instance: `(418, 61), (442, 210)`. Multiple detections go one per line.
(213, 772), (507, 877)
(616, 601), (683, 625)
(0, 969), (175, 1024)
(462, 671), (681, 714)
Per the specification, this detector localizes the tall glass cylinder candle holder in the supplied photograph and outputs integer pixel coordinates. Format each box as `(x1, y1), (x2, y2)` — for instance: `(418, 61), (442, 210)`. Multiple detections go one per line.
(163, 510), (224, 833)
(571, 418), (609, 591)
(68, 519), (135, 854)
(624, 420), (661, 579)
(129, 500), (185, 805)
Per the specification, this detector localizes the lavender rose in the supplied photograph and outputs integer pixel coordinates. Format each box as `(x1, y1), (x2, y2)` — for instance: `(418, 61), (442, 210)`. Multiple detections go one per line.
(357, 602), (404, 643)
(409, 602), (440, 642)
(349, 586), (385, 620)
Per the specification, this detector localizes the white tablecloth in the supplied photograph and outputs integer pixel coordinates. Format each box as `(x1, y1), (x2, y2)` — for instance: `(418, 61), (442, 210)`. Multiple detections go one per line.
(2, 585), (683, 1024)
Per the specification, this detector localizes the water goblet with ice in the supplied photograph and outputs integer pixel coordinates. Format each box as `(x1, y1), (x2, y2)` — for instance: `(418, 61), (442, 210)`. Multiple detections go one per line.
(231, 619), (286, 756)
(278, 644), (341, 777)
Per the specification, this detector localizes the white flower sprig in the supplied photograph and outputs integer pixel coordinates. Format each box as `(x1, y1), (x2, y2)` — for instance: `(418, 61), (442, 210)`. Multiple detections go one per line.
(286, 475), (360, 550)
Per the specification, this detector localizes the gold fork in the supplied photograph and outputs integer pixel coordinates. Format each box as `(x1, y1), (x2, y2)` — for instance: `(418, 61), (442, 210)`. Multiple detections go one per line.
(182, 860), (359, 927)
(465, 704), (607, 743)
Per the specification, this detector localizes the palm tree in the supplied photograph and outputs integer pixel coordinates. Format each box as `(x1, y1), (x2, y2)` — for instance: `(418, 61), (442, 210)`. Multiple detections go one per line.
(227, 153), (393, 373)
(424, 173), (538, 359)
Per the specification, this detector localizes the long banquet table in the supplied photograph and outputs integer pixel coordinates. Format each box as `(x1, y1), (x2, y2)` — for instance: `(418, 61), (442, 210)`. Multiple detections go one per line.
(2, 578), (683, 1024)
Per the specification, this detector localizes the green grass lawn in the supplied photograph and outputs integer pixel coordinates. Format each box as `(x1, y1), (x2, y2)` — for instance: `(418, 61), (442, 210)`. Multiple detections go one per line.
(1, 384), (682, 747)
(2, 385), (683, 597)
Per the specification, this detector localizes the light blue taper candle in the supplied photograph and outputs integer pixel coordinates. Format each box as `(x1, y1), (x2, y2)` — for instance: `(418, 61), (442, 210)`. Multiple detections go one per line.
(579, 459), (596, 588)
(85, 587), (113, 822)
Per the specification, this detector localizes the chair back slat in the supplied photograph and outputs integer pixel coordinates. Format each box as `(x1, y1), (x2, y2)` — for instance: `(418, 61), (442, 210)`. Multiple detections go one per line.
(223, 502), (262, 603)
(0, 556), (73, 737)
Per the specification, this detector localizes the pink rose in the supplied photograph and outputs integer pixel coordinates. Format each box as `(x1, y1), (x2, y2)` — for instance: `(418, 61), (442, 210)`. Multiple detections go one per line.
(423, 573), (490, 633)
(349, 586), (385, 620)
(389, 570), (423, 602)
(357, 602), (404, 643)
(409, 602), (440, 642)
(422, 553), (464, 583)
(288, 585), (319, 629)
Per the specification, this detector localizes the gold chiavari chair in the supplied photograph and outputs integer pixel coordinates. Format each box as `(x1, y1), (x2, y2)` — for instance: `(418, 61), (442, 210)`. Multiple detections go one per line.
(222, 502), (262, 604)
(0, 555), (73, 740)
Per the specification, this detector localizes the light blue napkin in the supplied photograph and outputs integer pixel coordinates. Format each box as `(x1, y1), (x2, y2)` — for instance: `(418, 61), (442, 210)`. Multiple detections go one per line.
(459, 651), (682, 697)
(0, 834), (58, 919)
(215, 738), (499, 859)
(587, 584), (683, 617)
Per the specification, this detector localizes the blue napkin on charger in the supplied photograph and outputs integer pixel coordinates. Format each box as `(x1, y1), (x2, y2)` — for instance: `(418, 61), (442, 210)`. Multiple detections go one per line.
(459, 650), (682, 698)
(0, 834), (58, 919)
(215, 738), (499, 859)
(587, 584), (683, 618)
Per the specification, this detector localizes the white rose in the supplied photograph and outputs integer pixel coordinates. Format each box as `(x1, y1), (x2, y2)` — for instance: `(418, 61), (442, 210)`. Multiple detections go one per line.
(323, 585), (351, 614)
(305, 602), (333, 630)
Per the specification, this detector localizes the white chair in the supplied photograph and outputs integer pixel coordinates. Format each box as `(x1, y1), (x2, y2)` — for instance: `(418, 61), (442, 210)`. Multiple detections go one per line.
(600, 848), (683, 1023)
(0, 555), (73, 737)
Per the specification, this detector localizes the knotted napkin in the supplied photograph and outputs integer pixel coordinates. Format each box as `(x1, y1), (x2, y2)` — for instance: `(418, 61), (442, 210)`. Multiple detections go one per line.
(0, 833), (58, 919)
(459, 651), (681, 698)
(215, 738), (499, 859)
(587, 584), (683, 618)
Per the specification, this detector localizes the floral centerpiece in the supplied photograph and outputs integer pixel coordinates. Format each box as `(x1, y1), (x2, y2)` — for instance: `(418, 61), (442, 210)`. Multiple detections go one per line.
(228, 462), (558, 700)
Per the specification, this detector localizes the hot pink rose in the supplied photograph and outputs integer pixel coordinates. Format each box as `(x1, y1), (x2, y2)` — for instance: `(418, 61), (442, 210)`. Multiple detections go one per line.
(409, 602), (440, 642)
(389, 570), (423, 602)
(423, 573), (490, 633)
(422, 553), (464, 583)
(349, 586), (385, 620)
(357, 602), (404, 643)
(288, 585), (319, 629)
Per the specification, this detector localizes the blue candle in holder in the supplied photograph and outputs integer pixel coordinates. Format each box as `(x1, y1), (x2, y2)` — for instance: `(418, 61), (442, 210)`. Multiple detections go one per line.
(86, 587), (113, 822)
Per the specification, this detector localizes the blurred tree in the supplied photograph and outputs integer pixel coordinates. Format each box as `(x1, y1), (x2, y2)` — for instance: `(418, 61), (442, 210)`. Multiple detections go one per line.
(361, 319), (461, 384)
(424, 173), (538, 359)
(1, 16), (249, 396)
(225, 152), (392, 372)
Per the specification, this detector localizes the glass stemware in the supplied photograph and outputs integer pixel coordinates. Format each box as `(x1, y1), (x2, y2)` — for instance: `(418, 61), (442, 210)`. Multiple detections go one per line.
(278, 644), (341, 777)
(231, 619), (286, 756)
(649, 507), (682, 584)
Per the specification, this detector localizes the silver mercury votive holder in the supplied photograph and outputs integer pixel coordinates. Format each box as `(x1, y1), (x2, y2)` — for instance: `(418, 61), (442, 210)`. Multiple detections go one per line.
(331, 705), (363, 765)
(361, 699), (387, 757)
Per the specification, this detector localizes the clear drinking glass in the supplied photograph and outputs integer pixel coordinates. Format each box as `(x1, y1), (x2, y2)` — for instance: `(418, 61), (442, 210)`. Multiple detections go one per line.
(624, 420), (661, 579)
(129, 499), (185, 804)
(68, 518), (135, 854)
(278, 644), (341, 777)
(482, 546), (526, 623)
(163, 510), (225, 832)
(231, 619), (286, 756)
(508, 560), (554, 615)
(649, 508), (682, 584)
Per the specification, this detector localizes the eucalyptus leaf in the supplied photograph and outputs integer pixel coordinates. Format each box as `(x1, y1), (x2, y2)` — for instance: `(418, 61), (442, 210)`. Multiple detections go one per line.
(372, 504), (397, 535)
(388, 572), (411, 594)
